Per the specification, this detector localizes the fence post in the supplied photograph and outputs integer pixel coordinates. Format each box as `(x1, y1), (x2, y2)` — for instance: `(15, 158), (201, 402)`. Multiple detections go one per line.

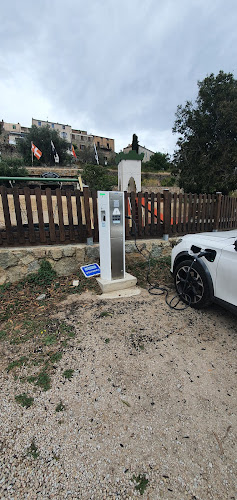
(213, 192), (222, 232)
(163, 189), (171, 240)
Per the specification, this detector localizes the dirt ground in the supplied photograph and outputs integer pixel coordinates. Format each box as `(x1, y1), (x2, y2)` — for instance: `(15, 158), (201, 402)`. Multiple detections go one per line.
(0, 286), (236, 499)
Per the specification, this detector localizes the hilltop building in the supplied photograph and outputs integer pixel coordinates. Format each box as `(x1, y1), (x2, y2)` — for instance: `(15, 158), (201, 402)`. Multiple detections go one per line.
(123, 143), (154, 162)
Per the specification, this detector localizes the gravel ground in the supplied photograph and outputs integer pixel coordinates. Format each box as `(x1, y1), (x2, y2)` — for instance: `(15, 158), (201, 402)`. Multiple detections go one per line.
(0, 289), (236, 499)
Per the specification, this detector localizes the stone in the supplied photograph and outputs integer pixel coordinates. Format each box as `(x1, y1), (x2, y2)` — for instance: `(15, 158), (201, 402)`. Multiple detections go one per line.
(125, 242), (146, 254)
(6, 267), (23, 284)
(36, 294), (46, 301)
(0, 252), (19, 269)
(85, 245), (100, 261)
(75, 247), (85, 264)
(49, 248), (63, 261)
(28, 261), (40, 273)
(150, 244), (162, 259)
(63, 246), (76, 257)
(53, 257), (78, 276)
(0, 271), (7, 285)
(20, 254), (35, 266)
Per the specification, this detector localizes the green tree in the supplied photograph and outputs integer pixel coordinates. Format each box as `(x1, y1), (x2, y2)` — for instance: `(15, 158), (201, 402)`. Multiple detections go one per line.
(17, 125), (71, 166)
(142, 152), (171, 172)
(132, 134), (139, 154)
(82, 164), (116, 191)
(173, 71), (237, 194)
(0, 158), (28, 178)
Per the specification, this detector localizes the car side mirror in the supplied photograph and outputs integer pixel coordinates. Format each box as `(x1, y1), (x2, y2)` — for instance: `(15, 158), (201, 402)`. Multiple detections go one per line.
(234, 240), (237, 251)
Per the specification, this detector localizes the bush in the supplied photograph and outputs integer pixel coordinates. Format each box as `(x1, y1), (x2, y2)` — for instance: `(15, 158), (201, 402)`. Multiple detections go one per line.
(82, 164), (116, 191)
(0, 158), (28, 182)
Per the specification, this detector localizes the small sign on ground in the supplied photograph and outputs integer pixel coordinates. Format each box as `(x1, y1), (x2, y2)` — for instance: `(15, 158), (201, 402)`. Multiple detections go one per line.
(80, 263), (100, 278)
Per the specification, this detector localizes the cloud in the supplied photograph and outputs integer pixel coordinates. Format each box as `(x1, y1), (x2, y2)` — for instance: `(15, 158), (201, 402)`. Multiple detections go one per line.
(1, 0), (237, 153)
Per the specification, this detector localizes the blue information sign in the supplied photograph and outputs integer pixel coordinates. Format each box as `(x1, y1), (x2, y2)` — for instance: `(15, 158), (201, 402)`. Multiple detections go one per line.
(80, 263), (100, 278)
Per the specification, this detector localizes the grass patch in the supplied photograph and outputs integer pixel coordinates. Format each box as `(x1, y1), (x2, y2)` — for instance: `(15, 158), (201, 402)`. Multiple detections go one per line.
(35, 370), (51, 391)
(42, 333), (58, 346)
(15, 393), (34, 408)
(99, 311), (113, 318)
(126, 255), (172, 289)
(132, 474), (149, 495)
(27, 439), (39, 459)
(105, 338), (110, 344)
(7, 356), (28, 372)
(63, 369), (74, 380)
(56, 400), (65, 412)
(0, 330), (7, 340)
(25, 260), (56, 287)
(49, 351), (63, 363)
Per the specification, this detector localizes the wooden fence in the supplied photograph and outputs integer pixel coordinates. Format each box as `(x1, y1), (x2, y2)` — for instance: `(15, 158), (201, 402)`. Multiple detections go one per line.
(0, 186), (236, 247)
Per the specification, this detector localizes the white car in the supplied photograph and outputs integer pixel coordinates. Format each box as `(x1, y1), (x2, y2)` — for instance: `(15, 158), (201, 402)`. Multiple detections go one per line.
(171, 230), (237, 313)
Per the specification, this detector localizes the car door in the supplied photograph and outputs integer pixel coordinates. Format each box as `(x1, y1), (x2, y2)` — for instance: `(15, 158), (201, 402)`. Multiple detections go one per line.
(215, 241), (237, 306)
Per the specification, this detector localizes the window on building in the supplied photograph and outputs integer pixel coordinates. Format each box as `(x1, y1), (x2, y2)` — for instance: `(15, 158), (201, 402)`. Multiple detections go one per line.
(81, 136), (84, 140)
(80, 144), (85, 150)
(52, 123), (54, 128)
(62, 132), (67, 138)
(97, 141), (100, 148)
(62, 125), (65, 130)
(107, 143), (109, 149)
(88, 137), (91, 142)
(38, 121), (41, 126)
(72, 134), (75, 140)
(12, 125), (16, 130)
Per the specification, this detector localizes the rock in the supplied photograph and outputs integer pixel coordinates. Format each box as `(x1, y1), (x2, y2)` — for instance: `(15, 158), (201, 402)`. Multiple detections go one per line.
(0, 252), (19, 269)
(36, 293), (46, 301)
(85, 246), (100, 261)
(150, 244), (162, 259)
(75, 247), (85, 264)
(53, 257), (78, 276)
(28, 261), (40, 273)
(20, 254), (35, 266)
(49, 248), (63, 261)
(63, 247), (76, 258)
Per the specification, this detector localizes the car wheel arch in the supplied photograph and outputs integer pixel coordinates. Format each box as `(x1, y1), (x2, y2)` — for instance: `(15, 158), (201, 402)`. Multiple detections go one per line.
(173, 251), (214, 300)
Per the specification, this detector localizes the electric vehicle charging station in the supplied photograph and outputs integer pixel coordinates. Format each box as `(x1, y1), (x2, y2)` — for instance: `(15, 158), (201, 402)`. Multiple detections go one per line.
(98, 191), (125, 280)
(97, 191), (138, 295)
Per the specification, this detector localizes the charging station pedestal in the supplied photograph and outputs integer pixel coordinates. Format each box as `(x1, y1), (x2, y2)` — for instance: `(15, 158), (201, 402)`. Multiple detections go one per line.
(97, 191), (138, 296)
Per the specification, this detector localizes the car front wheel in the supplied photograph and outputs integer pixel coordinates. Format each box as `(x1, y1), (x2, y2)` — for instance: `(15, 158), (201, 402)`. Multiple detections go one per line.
(173, 259), (212, 309)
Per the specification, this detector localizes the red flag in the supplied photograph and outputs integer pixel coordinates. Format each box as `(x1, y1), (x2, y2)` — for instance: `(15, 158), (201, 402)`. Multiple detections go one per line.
(72, 144), (77, 159)
(31, 142), (42, 160)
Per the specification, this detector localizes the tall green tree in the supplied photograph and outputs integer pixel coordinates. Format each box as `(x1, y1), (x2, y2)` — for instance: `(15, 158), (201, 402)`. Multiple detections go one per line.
(132, 134), (139, 154)
(17, 125), (71, 166)
(82, 164), (116, 191)
(142, 152), (171, 171)
(173, 71), (237, 194)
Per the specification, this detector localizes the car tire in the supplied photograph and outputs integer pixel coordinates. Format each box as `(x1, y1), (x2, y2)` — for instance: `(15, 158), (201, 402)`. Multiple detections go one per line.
(173, 259), (212, 309)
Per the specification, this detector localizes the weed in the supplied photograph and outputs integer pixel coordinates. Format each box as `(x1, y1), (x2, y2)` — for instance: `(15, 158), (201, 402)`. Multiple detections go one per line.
(36, 370), (51, 391)
(26, 260), (56, 287)
(59, 322), (75, 338)
(0, 330), (7, 340)
(55, 400), (65, 412)
(7, 356), (28, 372)
(105, 338), (110, 344)
(15, 393), (34, 408)
(99, 311), (113, 318)
(43, 333), (57, 346)
(63, 369), (74, 380)
(27, 375), (37, 383)
(139, 344), (144, 350)
(28, 439), (39, 459)
(121, 400), (131, 407)
(49, 351), (63, 363)
(132, 474), (149, 495)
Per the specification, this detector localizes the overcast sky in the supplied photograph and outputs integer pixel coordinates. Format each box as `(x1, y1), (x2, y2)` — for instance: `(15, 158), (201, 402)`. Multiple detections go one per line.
(1, 0), (236, 155)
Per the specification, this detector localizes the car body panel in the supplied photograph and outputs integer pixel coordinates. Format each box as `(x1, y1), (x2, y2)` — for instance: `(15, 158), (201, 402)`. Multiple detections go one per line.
(171, 230), (237, 310)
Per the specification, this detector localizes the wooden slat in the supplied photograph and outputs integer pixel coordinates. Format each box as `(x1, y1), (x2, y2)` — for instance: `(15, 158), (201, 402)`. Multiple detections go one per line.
(12, 188), (25, 244)
(130, 191), (136, 236)
(163, 190), (171, 236)
(91, 190), (98, 242)
(196, 194), (202, 233)
(172, 193), (177, 234)
(150, 192), (155, 236)
(137, 192), (143, 237)
(66, 189), (75, 241)
(55, 188), (65, 242)
(187, 193), (192, 233)
(24, 187), (36, 243)
(191, 194), (197, 232)
(124, 192), (130, 239)
(144, 192), (149, 236)
(35, 187), (47, 243)
(156, 193), (161, 235)
(201, 194), (207, 232)
(1, 186), (13, 244)
(83, 187), (92, 238)
(183, 193), (187, 234)
(177, 193), (183, 233)
(46, 188), (56, 242)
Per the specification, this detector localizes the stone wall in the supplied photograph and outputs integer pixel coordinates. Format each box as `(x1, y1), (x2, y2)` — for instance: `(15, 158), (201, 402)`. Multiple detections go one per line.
(0, 238), (178, 285)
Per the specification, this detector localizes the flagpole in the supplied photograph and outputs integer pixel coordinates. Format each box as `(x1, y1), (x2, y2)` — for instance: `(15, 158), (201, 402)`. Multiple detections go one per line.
(31, 142), (33, 167)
